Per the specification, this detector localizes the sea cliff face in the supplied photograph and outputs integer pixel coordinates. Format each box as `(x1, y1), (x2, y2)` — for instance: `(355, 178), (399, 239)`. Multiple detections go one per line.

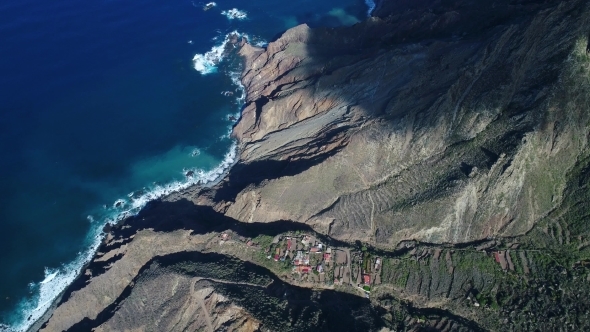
(35, 0), (590, 331)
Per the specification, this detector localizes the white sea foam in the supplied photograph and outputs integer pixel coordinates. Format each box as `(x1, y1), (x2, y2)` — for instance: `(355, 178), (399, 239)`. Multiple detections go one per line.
(221, 8), (247, 20)
(39, 272), (57, 285)
(5, 143), (239, 332)
(218, 59), (247, 141)
(113, 198), (126, 208)
(228, 67), (246, 104)
(108, 142), (237, 221)
(203, 2), (216, 9)
(254, 40), (268, 48)
(192, 31), (241, 75)
(7, 222), (105, 332)
(190, 148), (201, 157)
(365, 0), (376, 16)
(7, 32), (248, 330)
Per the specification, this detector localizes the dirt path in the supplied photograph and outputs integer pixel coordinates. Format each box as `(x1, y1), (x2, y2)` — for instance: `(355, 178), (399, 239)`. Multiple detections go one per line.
(198, 277), (273, 288)
(344, 248), (353, 286)
(196, 296), (214, 332)
(190, 280), (214, 332)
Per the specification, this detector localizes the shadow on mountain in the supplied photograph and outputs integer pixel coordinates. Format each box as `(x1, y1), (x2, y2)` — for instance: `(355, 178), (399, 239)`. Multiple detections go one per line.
(65, 247), (487, 332)
(64, 249), (388, 332)
(56, 198), (352, 307)
(217, 0), (587, 209)
(213, 141), (344, 202)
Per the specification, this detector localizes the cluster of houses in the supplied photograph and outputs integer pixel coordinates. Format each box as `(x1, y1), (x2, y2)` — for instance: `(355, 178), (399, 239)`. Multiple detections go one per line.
(263, 233), (382, 293)
(266, 234), (332, 275)
(217, 230), (383, 294)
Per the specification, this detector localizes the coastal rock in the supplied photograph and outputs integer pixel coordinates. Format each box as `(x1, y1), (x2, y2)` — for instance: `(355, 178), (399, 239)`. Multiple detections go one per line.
(36, 0), (590, 331)
(38, 230), (214, 332)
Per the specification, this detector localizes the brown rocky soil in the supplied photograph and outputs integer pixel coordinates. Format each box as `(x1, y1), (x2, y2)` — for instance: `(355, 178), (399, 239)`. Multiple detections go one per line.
(34, 0), (590, 331)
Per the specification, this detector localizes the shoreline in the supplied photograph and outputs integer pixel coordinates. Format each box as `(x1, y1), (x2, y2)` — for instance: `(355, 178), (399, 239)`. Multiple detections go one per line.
(21, 4), (379, 329)
(24, 151), (242, 332)
(19, 0), (590, 330)
(23, 41), (250, 332)
(26, 155), (241, 332)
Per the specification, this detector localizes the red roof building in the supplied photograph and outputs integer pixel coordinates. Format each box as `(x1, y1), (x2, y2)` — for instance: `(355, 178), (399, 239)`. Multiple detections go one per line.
(363, 274), (371, 285)
(287, 239), (292, 250)
(323, 253), (331, 262)
(310, 247), (320, 253)
(274, 254), (280, 261)
(297, 266), (311, 273)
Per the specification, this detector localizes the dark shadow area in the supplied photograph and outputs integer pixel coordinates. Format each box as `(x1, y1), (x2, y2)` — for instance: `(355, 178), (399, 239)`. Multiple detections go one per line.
(225, 0), (584, 210)
(404, 301), (487, 332)
(481, 147), (500, 168)
(373, 0), (560, 41)
(459, 162), (474, 176)
(213, 135), (346, 202)
(65, 250), (387, 332)
(56, 198), (353, 306)
(376, 293), (486, 331)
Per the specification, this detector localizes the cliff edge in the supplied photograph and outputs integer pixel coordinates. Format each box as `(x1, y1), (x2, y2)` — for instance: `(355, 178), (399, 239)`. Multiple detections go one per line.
(35, 0), (590, 331)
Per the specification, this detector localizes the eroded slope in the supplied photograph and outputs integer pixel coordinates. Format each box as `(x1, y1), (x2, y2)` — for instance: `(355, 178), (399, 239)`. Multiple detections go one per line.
(213, 0), (590, 248)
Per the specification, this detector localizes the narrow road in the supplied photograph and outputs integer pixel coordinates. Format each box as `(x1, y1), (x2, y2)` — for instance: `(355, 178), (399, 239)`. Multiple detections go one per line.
(344, 248), (353, 286)
(197, 296), (214, 332)
(190, 279), (214, 332)
(196, 277), (273, 288)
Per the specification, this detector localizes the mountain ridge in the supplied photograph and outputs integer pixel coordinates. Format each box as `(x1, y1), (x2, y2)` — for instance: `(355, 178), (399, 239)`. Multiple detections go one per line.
(33, 0), (590, 331)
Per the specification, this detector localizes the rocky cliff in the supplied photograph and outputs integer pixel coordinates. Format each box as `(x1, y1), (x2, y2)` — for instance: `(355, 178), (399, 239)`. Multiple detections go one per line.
(34, 0), (590, 331)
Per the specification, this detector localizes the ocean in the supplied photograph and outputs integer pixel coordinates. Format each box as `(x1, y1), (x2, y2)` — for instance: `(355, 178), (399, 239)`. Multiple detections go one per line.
(0, 0), (370, 330)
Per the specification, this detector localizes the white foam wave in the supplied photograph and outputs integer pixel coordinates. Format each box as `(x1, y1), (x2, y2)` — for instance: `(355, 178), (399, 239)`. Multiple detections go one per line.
(203, 2), (216, 10)
(108, 142), (237, 222)
(365, 0), (376, 16)
(113, 199), (126, 208)
(7, 31), (252, 332)
(218, 60), (246, 141)
(221, 8), (247, 20)
(5, 143), (239, 332)
(39, 272), (57, 285)
(6, 29), (249, 332)
(228, 67), (246, 105)
(254, 40), (268, 48)
(192, 31), (241, 75)
(7, 223), (104, 332)
(190, 148), (201, 157)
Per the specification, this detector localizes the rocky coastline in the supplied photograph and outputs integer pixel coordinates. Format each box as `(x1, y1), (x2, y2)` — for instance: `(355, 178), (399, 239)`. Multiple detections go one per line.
(32, 0), (590, 331)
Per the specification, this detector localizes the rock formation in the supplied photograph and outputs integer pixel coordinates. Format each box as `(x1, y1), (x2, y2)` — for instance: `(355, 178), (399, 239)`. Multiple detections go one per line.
(34, 0), (590, 331)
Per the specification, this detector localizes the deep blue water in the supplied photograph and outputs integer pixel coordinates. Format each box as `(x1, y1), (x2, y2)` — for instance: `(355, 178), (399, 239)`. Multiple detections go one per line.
(0, 0), (369, 329)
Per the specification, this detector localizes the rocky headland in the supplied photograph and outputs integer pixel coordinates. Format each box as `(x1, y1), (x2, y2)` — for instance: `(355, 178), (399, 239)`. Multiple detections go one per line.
(33, 0), (590, 331)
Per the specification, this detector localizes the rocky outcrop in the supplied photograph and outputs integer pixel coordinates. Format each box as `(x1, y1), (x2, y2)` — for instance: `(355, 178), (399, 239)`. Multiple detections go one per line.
(210, 0), (590, 248)
(35, 0), (590, 331)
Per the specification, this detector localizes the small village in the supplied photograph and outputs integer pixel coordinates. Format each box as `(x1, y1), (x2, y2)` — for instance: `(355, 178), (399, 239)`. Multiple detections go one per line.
(265, 233), (384, 295)
(217, 231), (382, 296)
